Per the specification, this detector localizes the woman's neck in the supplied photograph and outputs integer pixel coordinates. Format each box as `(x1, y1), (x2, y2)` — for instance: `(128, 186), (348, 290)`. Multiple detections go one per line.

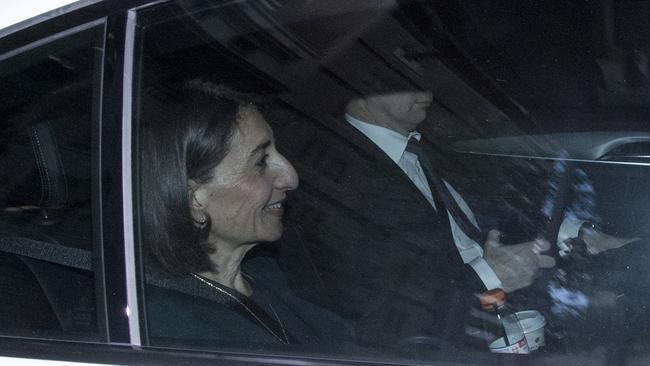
(199, 241), (257, 297)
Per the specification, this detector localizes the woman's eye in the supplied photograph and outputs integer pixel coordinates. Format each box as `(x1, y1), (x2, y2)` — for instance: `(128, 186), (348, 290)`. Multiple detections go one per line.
(256, 154), (269, 168)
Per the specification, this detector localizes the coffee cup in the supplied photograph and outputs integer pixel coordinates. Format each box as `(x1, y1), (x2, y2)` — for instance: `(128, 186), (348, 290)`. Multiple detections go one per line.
(516, 310), (546, 351)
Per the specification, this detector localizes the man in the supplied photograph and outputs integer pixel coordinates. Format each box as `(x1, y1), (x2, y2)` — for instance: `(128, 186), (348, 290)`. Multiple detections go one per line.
(277, 90), (637, 349)
(343, 91), (557, 293)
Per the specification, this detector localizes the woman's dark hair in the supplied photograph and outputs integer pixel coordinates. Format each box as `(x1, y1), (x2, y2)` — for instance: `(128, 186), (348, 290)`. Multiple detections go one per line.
(140, 80), (252, 275)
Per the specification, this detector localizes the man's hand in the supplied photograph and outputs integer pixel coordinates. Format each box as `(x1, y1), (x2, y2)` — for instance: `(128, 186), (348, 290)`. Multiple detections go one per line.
(581, 227), (640, 256)
(484, 230), (556, 293)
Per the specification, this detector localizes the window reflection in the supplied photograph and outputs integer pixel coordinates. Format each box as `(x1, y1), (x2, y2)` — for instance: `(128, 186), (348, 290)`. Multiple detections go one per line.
(0, 25), (102, 341)
(134, 0), (650, 362)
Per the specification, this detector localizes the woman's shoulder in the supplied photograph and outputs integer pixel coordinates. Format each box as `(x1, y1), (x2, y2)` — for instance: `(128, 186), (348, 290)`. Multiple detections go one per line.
(243, 251), (356, 344)
(145, 281), (282, 346)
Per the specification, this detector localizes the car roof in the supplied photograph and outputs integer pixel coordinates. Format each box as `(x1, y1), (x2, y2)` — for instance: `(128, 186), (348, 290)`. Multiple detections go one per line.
(0, 0), (98, 38)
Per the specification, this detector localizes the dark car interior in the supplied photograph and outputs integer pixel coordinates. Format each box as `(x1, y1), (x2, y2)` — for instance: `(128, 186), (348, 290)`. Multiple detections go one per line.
(1, 0), (650, 364)
(129, 0), (650, 357)
(0, 30), (98, 340)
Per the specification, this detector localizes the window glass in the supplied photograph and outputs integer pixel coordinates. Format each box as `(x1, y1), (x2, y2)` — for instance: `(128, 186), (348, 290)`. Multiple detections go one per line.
(134, 0), (650, 363)
(0, 25), (103, 341)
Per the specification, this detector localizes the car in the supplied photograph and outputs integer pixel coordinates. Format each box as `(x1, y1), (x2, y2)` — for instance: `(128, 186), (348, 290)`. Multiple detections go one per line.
(1, 0), (649, 365)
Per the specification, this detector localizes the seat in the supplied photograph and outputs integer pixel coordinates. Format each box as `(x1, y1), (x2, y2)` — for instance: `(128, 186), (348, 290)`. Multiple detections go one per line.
(0, 118), (96, 338)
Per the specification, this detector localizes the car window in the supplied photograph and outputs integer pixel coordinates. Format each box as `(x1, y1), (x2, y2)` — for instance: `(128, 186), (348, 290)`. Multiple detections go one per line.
(132, 0), (650, 363)
(0, 24), (103, 341)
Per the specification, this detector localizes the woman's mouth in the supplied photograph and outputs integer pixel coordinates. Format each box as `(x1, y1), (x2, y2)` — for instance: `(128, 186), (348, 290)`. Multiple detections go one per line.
(264, 201), (285, 217)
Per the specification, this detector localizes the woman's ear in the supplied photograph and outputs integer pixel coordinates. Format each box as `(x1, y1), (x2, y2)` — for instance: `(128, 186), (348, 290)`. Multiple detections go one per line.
(188, 180), (208, 226)
(188, 179), (203, 208)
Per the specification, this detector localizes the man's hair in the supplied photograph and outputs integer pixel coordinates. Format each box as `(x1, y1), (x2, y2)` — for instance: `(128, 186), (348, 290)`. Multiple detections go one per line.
(139, 80), (252, 275)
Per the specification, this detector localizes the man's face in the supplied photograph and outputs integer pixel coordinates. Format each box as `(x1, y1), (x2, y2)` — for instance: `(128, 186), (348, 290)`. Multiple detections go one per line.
(365, 91), (433, 135)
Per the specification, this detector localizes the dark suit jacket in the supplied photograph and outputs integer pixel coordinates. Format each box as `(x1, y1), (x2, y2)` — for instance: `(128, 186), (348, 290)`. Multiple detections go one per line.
(277, 115), (485, 349)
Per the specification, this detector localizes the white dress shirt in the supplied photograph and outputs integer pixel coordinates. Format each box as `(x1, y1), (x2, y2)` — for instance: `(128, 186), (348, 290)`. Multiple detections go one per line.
(346, 114), (503, 290)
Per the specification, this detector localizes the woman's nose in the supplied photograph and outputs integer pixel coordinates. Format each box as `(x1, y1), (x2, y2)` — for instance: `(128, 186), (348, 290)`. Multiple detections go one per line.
(274, 153), (299, 191)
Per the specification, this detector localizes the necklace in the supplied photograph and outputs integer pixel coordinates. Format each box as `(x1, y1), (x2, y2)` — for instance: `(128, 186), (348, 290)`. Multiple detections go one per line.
(191, 273), (289, 344)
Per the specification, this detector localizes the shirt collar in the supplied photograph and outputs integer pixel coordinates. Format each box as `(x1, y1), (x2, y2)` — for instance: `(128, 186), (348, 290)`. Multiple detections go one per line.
(345, 114), (421, 164)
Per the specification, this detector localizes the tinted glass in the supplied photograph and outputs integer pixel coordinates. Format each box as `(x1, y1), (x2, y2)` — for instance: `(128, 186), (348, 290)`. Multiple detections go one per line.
(0, 25), (103, 341)
(133, 1), (650, 363)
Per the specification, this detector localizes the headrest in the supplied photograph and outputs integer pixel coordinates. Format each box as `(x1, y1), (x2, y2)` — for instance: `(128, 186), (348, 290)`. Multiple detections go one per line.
(1, 118), (91, 219)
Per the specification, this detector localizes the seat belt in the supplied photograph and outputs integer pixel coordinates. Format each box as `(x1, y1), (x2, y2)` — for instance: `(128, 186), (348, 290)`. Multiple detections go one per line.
(0, 237), (91, 270)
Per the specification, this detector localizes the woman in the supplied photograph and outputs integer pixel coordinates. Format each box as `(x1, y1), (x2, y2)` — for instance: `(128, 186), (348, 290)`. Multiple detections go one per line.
(140, 80), (351, 347)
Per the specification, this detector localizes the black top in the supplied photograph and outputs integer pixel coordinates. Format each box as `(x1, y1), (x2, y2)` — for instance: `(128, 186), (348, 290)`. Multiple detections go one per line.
(145, 253), (354, 349)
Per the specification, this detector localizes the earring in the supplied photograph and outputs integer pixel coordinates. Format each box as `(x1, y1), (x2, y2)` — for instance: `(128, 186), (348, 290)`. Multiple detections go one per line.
(193, 215), (208, 227)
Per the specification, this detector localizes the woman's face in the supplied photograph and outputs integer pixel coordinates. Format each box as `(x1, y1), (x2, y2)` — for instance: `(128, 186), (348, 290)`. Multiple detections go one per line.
(191, 105), (298, 247)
